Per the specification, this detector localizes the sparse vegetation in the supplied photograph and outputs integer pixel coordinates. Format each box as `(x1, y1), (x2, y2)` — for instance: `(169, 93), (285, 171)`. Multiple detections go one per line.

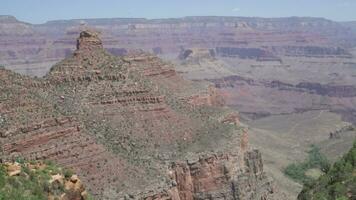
(0, 30), (257, 198)
(0, 161), (55, 200)
(298, 141), (356, 200)
(284, 145), (330, 184)
(0, 160), (91, 200)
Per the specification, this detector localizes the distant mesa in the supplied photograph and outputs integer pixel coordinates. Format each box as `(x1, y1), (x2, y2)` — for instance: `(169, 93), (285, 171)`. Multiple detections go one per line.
(0, 15), (19, 23)
(179, 48), (216, 62)
(0, 15), (34, 36)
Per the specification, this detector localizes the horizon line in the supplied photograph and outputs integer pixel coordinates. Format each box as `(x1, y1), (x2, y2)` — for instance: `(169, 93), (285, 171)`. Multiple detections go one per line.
(2, 14), (355, 25)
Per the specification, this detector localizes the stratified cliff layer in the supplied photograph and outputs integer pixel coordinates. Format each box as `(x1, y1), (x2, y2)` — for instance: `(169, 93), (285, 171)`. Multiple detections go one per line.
(129, 151), (275, 200)
(0, 31), (278, 199)
(0, 16), (355, 77)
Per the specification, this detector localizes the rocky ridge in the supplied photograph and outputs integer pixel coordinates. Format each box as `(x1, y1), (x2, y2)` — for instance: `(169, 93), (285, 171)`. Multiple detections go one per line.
(0, 31), (279, 199)
(127, 151), (274, 200)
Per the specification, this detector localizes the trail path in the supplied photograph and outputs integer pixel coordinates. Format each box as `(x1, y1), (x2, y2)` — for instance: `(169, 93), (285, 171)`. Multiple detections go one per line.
(286, 110), (325, 135)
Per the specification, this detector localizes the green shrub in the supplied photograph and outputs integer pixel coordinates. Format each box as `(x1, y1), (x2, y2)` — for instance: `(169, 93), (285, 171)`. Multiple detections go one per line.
(284, 163), (307, 182)
(0, 165), (6, 188)
(336, 197), (349, 200)
(63, 168), (74, 178)
(298, 141), (356, 199)
(284, 144), (330, 184)
(0, 161), (88, 200)
(307, 145), (330, 172)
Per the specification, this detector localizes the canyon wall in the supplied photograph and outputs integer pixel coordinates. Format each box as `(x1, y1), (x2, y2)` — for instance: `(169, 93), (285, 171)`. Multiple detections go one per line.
(0, 31), (280, 199)
(0, 15), (355, 77)
(204, 75), (356, 124)
(129, 152), (276, 200)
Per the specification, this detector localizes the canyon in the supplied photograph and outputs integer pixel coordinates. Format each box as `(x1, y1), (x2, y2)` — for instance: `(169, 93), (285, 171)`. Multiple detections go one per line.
(0, 30), (280, 199)
(1, 15), (356, 199)
(1, 15), (355, 77)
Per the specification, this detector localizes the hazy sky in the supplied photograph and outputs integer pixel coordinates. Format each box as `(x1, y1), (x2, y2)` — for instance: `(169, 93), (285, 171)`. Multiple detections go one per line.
(1, 0), (356, 24)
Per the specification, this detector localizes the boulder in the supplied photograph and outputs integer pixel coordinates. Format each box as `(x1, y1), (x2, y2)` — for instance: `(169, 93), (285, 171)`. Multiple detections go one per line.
(5, 162), (21, 176)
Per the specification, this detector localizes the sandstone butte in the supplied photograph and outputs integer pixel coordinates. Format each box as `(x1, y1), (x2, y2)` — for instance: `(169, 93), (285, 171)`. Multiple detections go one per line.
(0, 30), (282, 200)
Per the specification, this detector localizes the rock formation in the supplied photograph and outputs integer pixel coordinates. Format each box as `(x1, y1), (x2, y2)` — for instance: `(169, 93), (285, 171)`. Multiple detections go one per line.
(0, 160), (89, 200)
(0, 16), (355, 77)
(2, 16), (356, 199)
(187, 86), (226, 107)
(206, 75), (356, 123)
(179, 48), (216, 63)
(127, 152), (275, 200)
(0, 31), (278, 199)
(74, 30), (104, 57)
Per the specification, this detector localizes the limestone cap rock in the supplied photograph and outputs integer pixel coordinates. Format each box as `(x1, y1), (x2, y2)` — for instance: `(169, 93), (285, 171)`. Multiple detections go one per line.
(75, 30), (103, 53)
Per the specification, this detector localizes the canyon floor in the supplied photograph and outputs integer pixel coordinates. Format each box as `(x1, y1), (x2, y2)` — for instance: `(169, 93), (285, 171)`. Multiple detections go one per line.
(247, 110), (355, 199)
(172, 55), (356, 198)
(172, 52), (356, 198)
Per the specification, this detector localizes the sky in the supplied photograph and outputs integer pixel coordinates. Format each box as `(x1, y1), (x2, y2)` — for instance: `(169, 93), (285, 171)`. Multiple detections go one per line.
(1, 0), (356, 24)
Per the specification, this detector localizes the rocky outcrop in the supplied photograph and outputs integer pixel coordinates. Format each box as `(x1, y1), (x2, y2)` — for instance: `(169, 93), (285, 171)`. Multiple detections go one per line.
(92, 96), (165, 106)
(0, 161), (89, 200)
(215, 47), (272, 59)
(187, 86), (226, 107)
(75, 30), (103, 54)
(4, 162), (21, 176)
(0, 117), (128, 197)
(0, 31), (279, 199)
(62, 174), (88, 200)
(328, 125), (354, 139)
(207, 75), (256, 89)
(126, 151), (275, 200)
(179, 49), (216, 63)
(171, 154), (234, 200)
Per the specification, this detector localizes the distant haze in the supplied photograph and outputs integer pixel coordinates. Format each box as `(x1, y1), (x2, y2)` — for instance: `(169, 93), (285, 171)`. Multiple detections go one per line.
(1, 0), (356, 24)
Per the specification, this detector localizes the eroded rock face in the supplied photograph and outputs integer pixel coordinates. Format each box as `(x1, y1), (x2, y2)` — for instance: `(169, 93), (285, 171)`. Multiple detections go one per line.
(1, 117), (128, 197)
(179, 49), (216, 63)
(210, 75), (356, 98)
(172, 154), (233, 200)
(0, 31), (279, 199)
(295, 82), (356, 97)
(215, 47), (271, 59)
(75, 30), (103, 53)
(187, 86), (226, 107)
(1, 16), (355, 77)
(206, 75), (356, 123)
(127, 152), (275, 200)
